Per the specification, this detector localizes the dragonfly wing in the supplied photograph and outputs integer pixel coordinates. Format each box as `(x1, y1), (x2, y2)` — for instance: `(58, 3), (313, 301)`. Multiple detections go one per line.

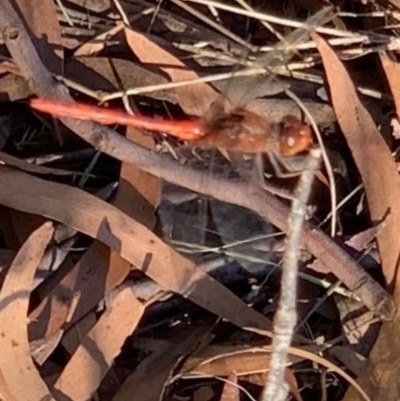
(255, 6), (336, 70)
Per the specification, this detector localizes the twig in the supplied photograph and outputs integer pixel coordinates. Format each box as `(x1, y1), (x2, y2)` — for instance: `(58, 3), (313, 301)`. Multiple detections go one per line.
(0, 0), (395, 321)
(319, 183), (364, 227)
(55, 0), (73, 26)
(261, 148), (321, 401)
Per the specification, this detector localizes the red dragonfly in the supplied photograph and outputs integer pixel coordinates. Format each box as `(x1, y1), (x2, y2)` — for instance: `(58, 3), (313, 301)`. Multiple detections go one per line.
(29, 7), (332, 162)
(29, 97), (313, 158)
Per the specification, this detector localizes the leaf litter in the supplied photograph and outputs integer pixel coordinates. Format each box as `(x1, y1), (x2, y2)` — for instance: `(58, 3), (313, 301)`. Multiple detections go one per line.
(0, 1), (400, 401)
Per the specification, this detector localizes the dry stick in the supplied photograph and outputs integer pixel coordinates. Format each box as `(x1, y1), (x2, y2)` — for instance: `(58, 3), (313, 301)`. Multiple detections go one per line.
(0, 0), (395, 320)
(261, 148), (321, 401)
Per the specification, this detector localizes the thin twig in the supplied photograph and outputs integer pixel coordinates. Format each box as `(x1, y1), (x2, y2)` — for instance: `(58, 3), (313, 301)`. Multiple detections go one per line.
(261, 147), (321, 401)
(319, 183), (364, 227)
(55, 0), (73, 26)
(148, 0), (164, 31)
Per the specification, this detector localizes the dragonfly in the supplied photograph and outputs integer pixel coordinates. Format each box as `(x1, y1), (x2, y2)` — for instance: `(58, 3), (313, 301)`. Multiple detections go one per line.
(29, 7), (334, 167)
(30, 97), (312, 158)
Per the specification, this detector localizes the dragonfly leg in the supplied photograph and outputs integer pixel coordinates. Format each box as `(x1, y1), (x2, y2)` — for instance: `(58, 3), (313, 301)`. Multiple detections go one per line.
(249, 153), (294, 200)
(268, 152), (308, 178)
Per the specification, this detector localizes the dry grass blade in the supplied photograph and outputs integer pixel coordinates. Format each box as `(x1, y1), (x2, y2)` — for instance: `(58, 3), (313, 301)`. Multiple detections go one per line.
(0, 222), (54, 401)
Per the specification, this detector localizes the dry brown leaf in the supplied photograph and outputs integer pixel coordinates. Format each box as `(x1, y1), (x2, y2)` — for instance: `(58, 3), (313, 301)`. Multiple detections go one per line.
(312, 32), (400, 401)
(0, 167), (272, 335)
(124, 28), (219, 116)
(0, 73), (31, 100)
(15, 0), (62, 73)
(0, 60), (20, 75)
(388, 0), (400, 10)
(31, 128), (157, 353)
(112, 323), (214, 401)
(117, 127), (161, 228)
(0, 370), (15, 401)
(54, 283), (145, 400)
(31, 330), (63, 366)
(0, 222), (54, 401)
(284, 368), (303, 401)
(328, 346), (367, 377)
(29, 242), (116, 344)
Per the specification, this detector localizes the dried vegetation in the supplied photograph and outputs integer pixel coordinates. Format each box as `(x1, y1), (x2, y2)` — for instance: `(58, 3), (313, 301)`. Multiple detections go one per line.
(0, 0), (400, 400)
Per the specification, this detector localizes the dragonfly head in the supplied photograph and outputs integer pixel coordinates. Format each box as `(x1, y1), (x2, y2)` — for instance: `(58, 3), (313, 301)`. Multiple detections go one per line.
(278, 115), (313, 156)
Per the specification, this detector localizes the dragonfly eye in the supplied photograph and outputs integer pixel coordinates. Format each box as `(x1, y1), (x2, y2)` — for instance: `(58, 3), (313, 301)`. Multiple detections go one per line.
(279, 117), (313, 156)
